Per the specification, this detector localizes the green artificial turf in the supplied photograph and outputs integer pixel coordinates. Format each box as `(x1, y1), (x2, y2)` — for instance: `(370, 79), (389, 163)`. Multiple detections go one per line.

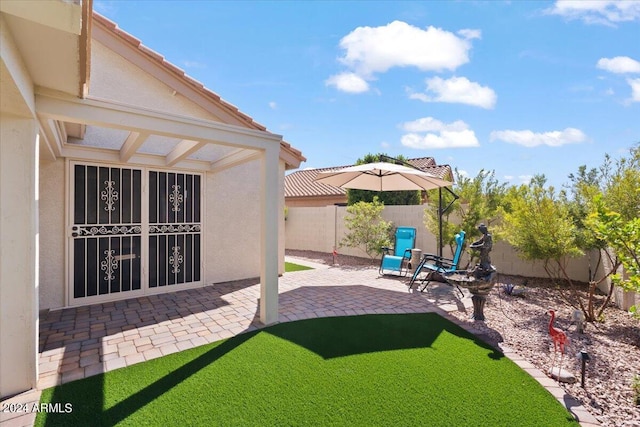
(36, 313), (578, 426)
(285, 261), (314, 272)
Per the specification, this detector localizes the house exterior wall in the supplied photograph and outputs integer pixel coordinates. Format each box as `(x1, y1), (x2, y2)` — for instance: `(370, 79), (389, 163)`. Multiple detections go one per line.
(39, 156), (286, 310)
(39, 158), (66, 309)
(0, 14), (40, 398)
(90, 41), (219, 121)
(35, 35), (289, 310)
(285, 205), (593, 283)
(0, 116), (39, 398)
(205, 160), (261, 283)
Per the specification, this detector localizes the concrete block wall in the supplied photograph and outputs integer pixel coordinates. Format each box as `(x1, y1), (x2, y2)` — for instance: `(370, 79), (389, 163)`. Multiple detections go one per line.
(285, 205), (594, 283)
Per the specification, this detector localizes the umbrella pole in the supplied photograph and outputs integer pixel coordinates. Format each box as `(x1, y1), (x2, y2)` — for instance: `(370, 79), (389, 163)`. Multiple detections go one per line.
(438, 188), (443, 258)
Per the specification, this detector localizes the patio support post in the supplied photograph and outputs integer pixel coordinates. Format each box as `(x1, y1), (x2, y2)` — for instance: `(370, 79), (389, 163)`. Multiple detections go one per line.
(1, 19), (40, 398)
(259, 144), (280, 325)
(0, 117), (39, 398)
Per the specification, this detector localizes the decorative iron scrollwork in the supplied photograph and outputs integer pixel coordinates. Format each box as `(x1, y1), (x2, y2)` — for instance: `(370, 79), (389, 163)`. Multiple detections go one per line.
(169, 184), (183, 212)
(78, 225), (142, 236)
(149, 224), (201, 234)
(169, 245), (184, 274)
(101, 180), (119, 212)
(100, 249), (118, 281)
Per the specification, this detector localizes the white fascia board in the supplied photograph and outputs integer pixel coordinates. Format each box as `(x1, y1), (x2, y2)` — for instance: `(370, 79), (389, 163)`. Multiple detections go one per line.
(35, 91), (283, 151)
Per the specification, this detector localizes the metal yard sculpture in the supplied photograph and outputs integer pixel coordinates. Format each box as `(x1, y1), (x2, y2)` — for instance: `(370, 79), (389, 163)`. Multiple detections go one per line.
(547, 309), (570, 380)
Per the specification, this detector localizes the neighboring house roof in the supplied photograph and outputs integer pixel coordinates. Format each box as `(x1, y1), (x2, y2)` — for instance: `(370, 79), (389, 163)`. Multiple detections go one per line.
(285, 157), (453, 198)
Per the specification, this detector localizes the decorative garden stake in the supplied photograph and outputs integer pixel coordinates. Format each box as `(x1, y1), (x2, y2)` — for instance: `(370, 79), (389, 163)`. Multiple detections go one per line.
(548, 309), (575, 383)
(577, 350), (591, 388)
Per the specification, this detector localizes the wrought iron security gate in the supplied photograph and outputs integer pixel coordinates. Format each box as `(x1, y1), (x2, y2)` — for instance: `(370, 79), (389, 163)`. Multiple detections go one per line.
(71, 164), (143, 300)
(148, 171), (201, 288)
(70, 164), (202, 304)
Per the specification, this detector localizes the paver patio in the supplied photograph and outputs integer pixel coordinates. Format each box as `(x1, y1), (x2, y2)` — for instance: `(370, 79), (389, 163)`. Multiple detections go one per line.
(1, 258), (599, 427)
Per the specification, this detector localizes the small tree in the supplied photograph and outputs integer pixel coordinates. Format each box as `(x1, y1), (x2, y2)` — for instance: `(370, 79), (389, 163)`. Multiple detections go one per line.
(557, 144), (640, 320)
(587, 195), (640, 315)
(347, 153), (421, 206)
(341, 197), (392, 258)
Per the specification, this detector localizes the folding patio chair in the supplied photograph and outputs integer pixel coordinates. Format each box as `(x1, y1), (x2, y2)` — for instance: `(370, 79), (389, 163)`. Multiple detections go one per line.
(409, 230), (466, 294)
(379, 226), (417, 276)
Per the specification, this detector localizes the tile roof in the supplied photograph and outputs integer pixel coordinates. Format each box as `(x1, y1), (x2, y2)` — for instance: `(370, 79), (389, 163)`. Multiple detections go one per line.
(285, 157), (453, 198)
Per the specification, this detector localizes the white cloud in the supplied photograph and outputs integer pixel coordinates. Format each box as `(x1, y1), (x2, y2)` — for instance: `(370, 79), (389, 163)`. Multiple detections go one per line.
(268, 101), (277, 109)
(504, 175), (514, 181)
(457, 29), (482, 40)
(328, 21), (477, 93)
(338, 21), (473, 76)
(325, 72), (370, 93)
(545, 0), (640, 26)
(400, 117), (480, 149)
(401, 130), (480, 149)
(490, 128), (587, 147)
(597, 56), (640, 74)
(409, 76), (497, 109)
(628, 78), (640, 102)
(380, 141), (390, 148)
(457, 169), (470, 178)
(401, 117), (468, 133)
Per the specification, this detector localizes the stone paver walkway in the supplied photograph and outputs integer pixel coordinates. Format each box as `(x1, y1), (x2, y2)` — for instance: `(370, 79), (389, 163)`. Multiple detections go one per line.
(1, 258), (599, 426)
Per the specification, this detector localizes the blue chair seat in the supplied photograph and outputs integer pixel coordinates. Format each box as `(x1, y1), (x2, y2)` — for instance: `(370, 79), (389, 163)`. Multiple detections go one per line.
(379, 227), (416, 277)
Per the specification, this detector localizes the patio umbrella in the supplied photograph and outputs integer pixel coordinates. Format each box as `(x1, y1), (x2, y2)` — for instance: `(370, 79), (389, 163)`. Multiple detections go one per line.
(314, 161), (456, 258)
(314, 162), (452, 191)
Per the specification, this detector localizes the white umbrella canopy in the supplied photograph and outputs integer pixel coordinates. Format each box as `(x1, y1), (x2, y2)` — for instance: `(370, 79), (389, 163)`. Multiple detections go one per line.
(314, 162), (452, 191)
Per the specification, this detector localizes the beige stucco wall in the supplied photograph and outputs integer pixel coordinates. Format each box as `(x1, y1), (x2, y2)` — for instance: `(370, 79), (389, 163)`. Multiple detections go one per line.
(205, 160), (261, 283)
(285, 205), (593, 282)
(204, 157), (287, 283)
(90, 41), (218, 122)
(0, 115), (39, 397)
(38, 158), (66, 309)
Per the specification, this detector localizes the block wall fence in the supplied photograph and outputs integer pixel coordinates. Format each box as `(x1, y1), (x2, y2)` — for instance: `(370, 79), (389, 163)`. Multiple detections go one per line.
(284, 205), (638, 310)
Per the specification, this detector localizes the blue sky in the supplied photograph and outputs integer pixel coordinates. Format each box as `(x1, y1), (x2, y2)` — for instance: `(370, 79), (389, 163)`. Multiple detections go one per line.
(97, 1), (639, 189)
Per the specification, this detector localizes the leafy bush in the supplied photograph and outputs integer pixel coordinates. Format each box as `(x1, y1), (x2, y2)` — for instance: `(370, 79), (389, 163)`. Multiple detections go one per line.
(341, 197), (392, 258)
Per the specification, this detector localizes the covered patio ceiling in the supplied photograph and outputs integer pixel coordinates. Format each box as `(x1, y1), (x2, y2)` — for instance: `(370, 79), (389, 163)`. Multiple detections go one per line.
(35, 88), (286, 173)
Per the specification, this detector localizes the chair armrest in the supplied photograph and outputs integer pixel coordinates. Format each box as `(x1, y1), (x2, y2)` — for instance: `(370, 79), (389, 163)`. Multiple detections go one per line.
(421, 254), (455, 268)
(381, 247), (392, 255)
